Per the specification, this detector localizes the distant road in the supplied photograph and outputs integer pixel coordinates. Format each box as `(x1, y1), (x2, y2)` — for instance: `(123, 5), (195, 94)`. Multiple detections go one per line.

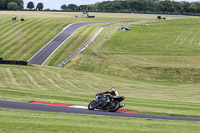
(58, 20), (157, 67)
(0, 100), (200, 121)
(28, 20), (156, 65)
(28, 22), (107, 65)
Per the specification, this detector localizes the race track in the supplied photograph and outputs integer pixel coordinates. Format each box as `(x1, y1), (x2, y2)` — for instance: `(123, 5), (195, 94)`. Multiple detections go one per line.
(28, 20), (156, 65)
(0, 100), (200, 121)
(28, 22), (107, 65)
(13, 17), (200, 122)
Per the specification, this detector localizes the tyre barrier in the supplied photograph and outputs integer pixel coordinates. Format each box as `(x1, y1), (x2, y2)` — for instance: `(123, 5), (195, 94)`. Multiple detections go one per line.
(88, 16), (95, 18)
(0, 58), (28, 66)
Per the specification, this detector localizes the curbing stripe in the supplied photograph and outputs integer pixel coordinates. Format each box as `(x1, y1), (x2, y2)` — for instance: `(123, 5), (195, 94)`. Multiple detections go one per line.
(31, 102), (136, 114)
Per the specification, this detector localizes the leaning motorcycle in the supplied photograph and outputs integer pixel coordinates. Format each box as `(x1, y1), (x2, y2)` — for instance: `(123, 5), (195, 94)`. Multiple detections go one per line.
(88, 93), (125, 112)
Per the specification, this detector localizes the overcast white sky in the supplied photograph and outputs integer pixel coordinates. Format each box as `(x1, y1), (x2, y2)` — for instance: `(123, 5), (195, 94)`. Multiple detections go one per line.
(23, 0), (198, 10)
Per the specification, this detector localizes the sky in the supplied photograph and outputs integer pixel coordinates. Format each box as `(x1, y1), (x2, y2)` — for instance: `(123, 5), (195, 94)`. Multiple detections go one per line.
(23, 0), (198, 10)
(23, 0), (108, 9)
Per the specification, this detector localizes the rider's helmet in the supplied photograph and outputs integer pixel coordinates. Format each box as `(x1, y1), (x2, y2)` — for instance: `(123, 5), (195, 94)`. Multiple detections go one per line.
(110, 87), (116, 92)
(110, 88), (116, 95)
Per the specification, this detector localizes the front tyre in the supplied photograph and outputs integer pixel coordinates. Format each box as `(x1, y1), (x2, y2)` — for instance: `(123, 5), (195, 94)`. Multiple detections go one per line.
(88, 100), (96, 110)
(108, 101), (120, 112)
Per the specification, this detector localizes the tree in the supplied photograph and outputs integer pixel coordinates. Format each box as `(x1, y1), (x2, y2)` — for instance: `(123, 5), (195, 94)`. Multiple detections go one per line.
(68, 4), (77, 11)
(18, 0), (23, 9)
(5, 0), (23, 9)
(180, 1), (191, 13)
(172, 1), (182, 12)
(0, 0), (5, 9)
(61, 4), (67, 10)
(71, 0), (200, 14)
(36, 2), (43, 11)
(27, 1), (34, 10)
(7, 2), (19, 10)
(190, 2), (200, 13)
(79, 5), (87, 11)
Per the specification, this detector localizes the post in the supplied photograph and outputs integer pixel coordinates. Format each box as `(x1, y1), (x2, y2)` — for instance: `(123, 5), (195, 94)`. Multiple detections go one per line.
(17, 9), (20, 22)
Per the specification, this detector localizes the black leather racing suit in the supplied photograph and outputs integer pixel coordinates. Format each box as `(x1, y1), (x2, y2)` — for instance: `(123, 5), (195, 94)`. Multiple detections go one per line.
(102, 90), (119, 102)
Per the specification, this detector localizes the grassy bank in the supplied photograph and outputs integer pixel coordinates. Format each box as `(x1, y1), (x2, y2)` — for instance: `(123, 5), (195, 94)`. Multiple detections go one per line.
(0, 109), (200, 133)
(0, 11), (157, 61)
(65, 18), (200, 83)
(44, 24), (103, 67)
(0, 65), (200, 118)
(0, 11), (200, 132)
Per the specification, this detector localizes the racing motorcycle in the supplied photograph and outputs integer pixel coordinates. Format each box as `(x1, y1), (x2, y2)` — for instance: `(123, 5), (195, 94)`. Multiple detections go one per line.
(88, 93), (125, 112)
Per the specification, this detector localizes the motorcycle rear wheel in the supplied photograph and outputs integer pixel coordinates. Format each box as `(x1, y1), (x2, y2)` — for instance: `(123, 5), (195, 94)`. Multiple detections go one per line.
(108, 101), (120, 112)
(88, 100), (96, 110)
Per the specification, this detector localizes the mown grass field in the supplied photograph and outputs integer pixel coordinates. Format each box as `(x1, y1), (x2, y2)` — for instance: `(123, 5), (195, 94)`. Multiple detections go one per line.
(65, 18), (200, 83)
(0, 11), (200, 132)
(0, 11), (158, 61)
(0, 109), (200, 133)
(44, 24), (103, 66)
(1, 65), (200, 118)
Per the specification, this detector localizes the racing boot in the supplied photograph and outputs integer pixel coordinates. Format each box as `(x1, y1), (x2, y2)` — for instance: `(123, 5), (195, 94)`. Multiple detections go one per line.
(119, 104), (125, 108)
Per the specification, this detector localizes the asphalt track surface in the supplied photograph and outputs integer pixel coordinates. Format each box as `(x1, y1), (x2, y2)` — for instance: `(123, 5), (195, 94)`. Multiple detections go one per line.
(28, 20), (155, 65)
(17, 18), (200, 121)
(28, 22), (109, 65)
(28, 16), (196, 65)
(0, 100), (200, 121)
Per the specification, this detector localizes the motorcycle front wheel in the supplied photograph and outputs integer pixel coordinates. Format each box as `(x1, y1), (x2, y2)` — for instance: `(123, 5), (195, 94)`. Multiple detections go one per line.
(88, 100), (96, 110)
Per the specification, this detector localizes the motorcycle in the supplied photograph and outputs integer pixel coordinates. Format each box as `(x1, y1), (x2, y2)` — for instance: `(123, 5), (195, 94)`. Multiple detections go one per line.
(88, 93), (125, 112)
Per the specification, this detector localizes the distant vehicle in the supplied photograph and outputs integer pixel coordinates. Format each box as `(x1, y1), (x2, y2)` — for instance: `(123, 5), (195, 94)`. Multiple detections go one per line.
(121, 27), (131, 31)
(88, 93), (125, 112)
(157, 16), (162, 19)
(157, 16), (166, 20)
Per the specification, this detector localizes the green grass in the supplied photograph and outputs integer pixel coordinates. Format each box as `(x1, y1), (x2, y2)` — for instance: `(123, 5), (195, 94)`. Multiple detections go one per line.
(64, 18), (200, 83)
(0, 109), (200, 133)
(1, 11), (200, 132)
(44, 24), (103, 67)
(0, 65), (200, 118)
(0, 16), (71, 61)
(0, 11), (158, 61)
(100, 19), (200, 55)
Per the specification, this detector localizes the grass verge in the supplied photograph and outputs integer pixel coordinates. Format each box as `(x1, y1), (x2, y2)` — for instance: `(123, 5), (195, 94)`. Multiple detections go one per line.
(0, 109), (200, 133)
(0, 65), (200, 118)
(65, 18), (200, 83)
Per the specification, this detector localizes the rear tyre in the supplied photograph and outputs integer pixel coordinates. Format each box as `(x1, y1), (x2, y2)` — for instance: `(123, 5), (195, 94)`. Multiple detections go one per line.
(88, 100), (96, 110)
(108, 101), (120, 112)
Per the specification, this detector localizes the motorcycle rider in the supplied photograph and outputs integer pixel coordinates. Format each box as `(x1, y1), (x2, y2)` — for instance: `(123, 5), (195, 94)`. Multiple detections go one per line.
(102, 87), (119, 98)
(102, 88), (125, 107)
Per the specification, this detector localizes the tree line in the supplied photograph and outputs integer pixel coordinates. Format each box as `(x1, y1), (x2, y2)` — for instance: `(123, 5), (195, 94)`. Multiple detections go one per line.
(61, 0), (200, 13)
(0, 0), (23, 10)
(0, 0), (43, 11)
(1, 0), (200, 13)
(27, 1), (44, 11)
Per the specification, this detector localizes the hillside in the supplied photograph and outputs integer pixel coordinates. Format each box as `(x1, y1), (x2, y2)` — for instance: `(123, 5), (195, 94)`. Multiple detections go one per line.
(0, 12), (200, 132)
(0, 11), (156, 61)
(65, 18), (200, 83)
(1, 64), (200, 117)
